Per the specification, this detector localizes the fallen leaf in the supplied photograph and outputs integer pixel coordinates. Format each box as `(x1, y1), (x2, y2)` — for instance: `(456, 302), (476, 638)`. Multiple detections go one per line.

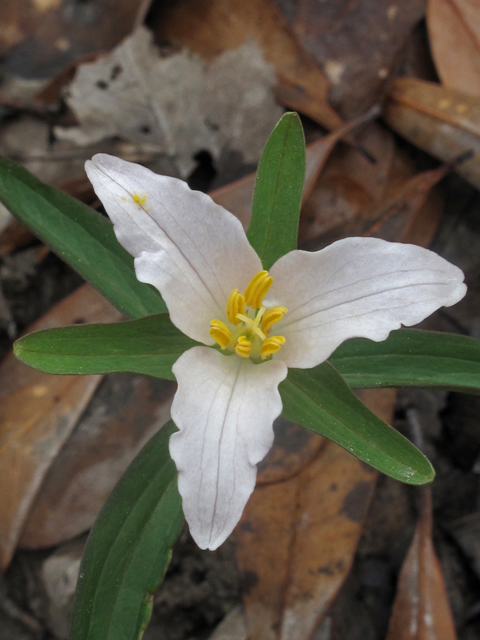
(386, 488), (457, 640)
(428, 0), (480, 97)
(155, 0), (343, 132)
(0, 0), (152, 79)
(299, 122), (444, 249)
(235, 388), (396, 640)
(384, 77), (480, 190)
(0, 284), (121, 570)
(19, 375), (176, 549)
(57, 27), (282, 177)
(257, 417), (324, 485)
(362, 162), (451, 246)
(283, 0), (426, 119)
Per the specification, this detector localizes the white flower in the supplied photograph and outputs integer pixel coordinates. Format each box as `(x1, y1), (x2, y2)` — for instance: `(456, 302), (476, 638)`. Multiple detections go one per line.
(85, 154), (466, 550)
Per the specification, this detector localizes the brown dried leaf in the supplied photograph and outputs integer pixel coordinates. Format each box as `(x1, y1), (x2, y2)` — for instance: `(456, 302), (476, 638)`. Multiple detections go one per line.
(156, 0), (343, 131)
(19, 375), (176, 549)
(0, 0), (152, 79)
(386, 489), (457, 640)
(283, 0), (426, 120)
(235, 389), (396, 640)
(0, 284), (121, 569)
(363, 162), (449, 246)
(384, 77), (480, 190)
(257, 418), (325, 485)
(299, 121), (446, 251)
(428, 0), (480, 97)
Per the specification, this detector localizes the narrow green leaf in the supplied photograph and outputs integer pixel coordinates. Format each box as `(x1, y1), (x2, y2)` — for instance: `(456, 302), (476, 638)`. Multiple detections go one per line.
(331, 329), (480, 394)
(247, 112), (306, 269)
(280, 361), (435, 485)
(14, 314), (198, 380)
(71, 421), (184, 640)
(0, 155), (166, 319)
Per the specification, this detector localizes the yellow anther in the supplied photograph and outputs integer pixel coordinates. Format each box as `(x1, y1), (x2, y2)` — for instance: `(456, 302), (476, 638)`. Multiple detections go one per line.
(235, 336), (252, 358)
(261, 306), (288, 334)
(210, 319), (231, 350)
(226, 289), (246, 325)
(244, 270), (273, 309)
(261, 336), (286, 360)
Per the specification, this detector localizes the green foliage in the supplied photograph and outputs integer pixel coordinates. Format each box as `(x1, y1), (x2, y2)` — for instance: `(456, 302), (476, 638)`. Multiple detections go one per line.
(14, 314), (197, 380)
(280, 361), (435, 485)
(247, 112), (306, 270)
(0, 155), (166, 319)
(70, 422), (184, 640)
(331, 329), (480, 394)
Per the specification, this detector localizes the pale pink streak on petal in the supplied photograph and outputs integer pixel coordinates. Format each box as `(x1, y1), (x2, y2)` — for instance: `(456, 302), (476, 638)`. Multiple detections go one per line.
(170, 347), (287, 550)
(265, 237), (466, 369)
(85, 154), (262, 344)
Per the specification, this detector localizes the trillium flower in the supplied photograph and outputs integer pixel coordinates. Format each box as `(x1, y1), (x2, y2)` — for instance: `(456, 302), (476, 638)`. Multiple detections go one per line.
(85, 153), (466, 551)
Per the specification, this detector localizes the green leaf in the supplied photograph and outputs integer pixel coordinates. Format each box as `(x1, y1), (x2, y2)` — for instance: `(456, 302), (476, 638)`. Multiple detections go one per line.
(0, 155), (166, 319)
(71, 421), (184, 640)
(247, 112), (306, 270)
(14, 314), (198, 380)
(280, 361), (435, 485)
(331, 329), (480, 394)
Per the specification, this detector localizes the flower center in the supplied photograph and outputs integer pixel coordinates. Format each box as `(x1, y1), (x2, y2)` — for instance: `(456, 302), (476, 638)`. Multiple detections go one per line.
(209, 270), (287, 362)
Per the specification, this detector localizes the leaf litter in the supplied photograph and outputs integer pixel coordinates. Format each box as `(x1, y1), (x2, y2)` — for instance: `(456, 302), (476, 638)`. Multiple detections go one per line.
(1, 2), (480, 640)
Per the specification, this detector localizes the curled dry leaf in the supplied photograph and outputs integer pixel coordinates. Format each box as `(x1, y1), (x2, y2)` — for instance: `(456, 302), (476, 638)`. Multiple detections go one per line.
(428, 0), (480, 97)
(298, 122), (444, 250)
(384, 77), (480, 190)
(386, 488), (457, 640)
(363, 161), (453, 247)
(155, 0), (343, 131)
(235, 388), (396, 640)
(0, 284), (121, 570)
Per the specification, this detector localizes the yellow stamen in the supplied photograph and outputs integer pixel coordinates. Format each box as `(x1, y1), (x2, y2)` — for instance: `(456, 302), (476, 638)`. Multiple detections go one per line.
(261, 336), (286, 360)
(210, 319), (231, 350)
(261, 306), (288, 334)
(235, 336), (252, 358)
(244, 270), (273, 309)
(226, 289), (246, 325)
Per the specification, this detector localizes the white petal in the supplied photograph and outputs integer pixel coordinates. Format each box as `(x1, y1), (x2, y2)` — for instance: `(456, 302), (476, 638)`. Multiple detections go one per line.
(85, 154), (261, 343)
(265, 237), (467, 369)
(170, 347), (287, 550)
